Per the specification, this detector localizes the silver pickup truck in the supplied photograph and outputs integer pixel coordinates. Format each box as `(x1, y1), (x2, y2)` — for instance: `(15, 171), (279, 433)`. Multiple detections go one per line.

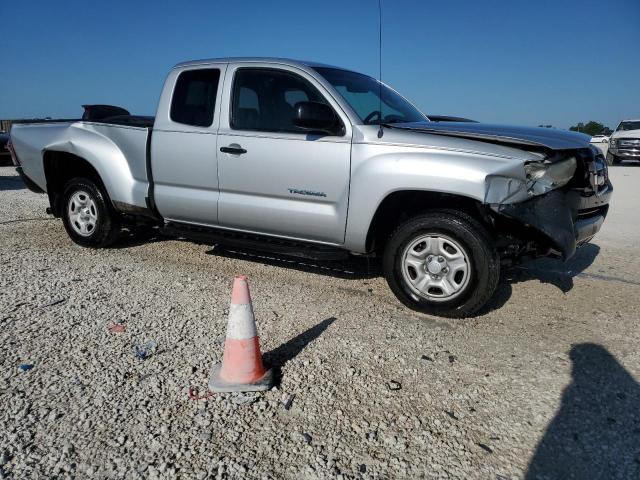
(8, 57), (612, 317)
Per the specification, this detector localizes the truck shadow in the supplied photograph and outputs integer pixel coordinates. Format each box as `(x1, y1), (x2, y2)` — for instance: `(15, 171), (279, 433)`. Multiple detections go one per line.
(209, 244), (601, 316)
(205, 245), (381, 279)
(480, 244), (600, 314)
(0, 174), (26, 191)
(505, 243), (601, 293)
(111, 226), (167, 249)
(525, 343), (640, 479)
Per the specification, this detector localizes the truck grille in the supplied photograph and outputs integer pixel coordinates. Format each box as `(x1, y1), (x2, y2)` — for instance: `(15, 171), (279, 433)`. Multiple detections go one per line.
(572, 147), (609, 196)
(619, 138), (640, 148)
(588, 156), (608, 195)
(577, 206), (607, 220)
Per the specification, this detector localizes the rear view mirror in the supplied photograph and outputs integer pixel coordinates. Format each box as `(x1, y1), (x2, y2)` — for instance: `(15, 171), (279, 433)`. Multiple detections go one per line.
(294, 102), (340, 134)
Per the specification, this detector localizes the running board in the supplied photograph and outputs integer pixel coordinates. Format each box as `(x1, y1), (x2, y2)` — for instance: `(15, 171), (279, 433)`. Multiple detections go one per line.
(161, 222), (349, 261)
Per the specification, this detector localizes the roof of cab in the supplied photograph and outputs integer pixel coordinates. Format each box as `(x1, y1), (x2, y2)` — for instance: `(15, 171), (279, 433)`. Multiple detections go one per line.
(173, 57), (344, 70)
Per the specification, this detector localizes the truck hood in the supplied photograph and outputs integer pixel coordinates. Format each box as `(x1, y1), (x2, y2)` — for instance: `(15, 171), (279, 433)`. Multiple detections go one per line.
(387, 121), (592, 150)
(611, 129), (640, 139)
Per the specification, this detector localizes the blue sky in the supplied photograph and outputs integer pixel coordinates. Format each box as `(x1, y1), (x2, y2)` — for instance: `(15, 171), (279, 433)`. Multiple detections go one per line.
(0, 0), (638, 129)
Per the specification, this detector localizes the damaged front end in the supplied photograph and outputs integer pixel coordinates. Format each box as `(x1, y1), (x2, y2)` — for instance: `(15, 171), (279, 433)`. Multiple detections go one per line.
(485, 147), (612, 261)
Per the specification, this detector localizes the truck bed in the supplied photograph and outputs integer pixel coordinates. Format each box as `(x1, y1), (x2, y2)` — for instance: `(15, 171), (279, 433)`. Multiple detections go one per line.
(10, 119), (152, 210)
(91, 115), (155, 128)
(12, 115), (155, 129)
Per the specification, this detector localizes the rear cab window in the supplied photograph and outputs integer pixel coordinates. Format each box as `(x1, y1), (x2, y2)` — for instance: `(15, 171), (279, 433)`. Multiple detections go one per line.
(170, 69), (221, 127)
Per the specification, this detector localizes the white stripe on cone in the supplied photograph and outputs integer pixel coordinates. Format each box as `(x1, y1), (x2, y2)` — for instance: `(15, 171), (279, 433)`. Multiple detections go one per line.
(226, 304), (258, 340)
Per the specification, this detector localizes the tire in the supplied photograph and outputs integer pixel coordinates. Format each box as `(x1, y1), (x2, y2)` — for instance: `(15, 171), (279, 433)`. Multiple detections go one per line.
(61, 177), (120, 247)
(383, 211), (500, 318)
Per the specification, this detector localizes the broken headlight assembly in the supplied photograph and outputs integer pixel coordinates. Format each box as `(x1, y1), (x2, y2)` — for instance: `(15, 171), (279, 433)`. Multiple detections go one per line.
(524, 156), (577, 196)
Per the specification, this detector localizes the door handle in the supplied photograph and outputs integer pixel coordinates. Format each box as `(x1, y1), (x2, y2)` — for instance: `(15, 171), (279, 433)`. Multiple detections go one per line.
(220, 145), (247, 154)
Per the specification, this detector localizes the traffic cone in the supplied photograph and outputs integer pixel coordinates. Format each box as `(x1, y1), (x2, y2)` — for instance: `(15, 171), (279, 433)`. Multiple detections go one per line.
(208, 275), (273, 392)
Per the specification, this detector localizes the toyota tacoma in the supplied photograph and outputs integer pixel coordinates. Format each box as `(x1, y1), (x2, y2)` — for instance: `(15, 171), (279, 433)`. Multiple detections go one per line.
(8, 57), (612, 317)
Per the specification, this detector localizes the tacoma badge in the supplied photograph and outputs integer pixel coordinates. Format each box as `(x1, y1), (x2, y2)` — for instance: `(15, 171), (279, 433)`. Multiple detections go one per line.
(287, 188), (327, 197)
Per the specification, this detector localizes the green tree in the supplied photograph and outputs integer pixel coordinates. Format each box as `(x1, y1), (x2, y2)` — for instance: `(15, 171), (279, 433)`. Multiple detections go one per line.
(570, 121), (608, 136)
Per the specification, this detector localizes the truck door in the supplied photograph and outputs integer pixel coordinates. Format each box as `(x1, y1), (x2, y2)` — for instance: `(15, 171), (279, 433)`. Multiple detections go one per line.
(216, 64), (352, 245)
(150, 63), (227, 225)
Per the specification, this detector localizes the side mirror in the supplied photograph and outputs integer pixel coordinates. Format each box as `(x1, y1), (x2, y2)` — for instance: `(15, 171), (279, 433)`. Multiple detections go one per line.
(294, 102), (340, 134)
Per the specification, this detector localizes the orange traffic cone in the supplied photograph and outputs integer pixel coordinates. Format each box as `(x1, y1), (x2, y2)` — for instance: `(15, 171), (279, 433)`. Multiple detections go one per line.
(208, 275), (273, 392)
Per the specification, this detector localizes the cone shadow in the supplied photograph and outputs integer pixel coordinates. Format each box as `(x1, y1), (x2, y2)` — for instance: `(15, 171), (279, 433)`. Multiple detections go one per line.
(263, 316), (336, 385)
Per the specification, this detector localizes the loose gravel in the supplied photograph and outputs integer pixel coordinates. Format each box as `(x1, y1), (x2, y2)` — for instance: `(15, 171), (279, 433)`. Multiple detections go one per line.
(1, 166), (640, 479)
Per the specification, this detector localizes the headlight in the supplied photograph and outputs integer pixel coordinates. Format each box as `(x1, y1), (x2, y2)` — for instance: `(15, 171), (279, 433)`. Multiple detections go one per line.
(524, 156), (577, 196)
(609, 138), (618, 147)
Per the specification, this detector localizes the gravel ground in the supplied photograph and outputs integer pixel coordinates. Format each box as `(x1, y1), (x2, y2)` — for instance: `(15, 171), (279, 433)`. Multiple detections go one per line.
(1, 165), (639, 479)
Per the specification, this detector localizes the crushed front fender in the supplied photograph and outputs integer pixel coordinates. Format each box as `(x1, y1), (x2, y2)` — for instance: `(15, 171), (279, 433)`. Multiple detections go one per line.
(491, 183), (612, 260)
(493, 190), (576, 259)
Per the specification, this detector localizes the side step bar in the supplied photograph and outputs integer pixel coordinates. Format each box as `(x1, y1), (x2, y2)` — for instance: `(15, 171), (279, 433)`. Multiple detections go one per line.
(161, 221), (349, 261)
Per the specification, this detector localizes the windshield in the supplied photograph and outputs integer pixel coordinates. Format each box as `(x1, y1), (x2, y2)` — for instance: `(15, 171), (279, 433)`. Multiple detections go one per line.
(313, 67), (427, 125)
(617, 121), (640, 131)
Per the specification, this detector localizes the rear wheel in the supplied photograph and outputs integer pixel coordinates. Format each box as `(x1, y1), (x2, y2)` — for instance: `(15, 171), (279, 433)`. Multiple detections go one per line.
(61, 177), (120, 247)
(383, 211), (500, 318)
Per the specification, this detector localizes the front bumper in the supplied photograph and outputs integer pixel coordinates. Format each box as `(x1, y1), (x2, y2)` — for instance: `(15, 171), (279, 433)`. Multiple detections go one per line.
(610, 138), (640, 159)
(609, 147), (640, 159)
(493, 182), (612, 260)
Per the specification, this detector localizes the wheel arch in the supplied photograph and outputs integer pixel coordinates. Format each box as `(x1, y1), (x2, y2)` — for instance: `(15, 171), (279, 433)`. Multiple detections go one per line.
(365, 190), (492, 252)
(43, 150), (113, 217)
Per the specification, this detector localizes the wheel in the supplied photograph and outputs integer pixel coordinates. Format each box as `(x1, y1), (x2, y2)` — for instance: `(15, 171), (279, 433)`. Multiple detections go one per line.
(61, 177), (120, 247)
(383, 211), (500, 318)
(606, 152), (621, 165)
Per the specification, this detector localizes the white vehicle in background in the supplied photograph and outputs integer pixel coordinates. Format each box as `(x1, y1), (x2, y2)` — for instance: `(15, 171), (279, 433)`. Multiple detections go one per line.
(607, 119), (640, 165)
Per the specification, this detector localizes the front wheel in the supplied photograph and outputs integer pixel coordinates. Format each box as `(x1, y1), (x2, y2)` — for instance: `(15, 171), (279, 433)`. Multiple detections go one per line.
(383, 211), (500, 318)
(61, 177), (120, 247)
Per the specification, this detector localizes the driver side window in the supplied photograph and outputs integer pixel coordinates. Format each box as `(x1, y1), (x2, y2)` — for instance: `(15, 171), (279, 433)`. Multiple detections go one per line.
(231, 68), (331, 134)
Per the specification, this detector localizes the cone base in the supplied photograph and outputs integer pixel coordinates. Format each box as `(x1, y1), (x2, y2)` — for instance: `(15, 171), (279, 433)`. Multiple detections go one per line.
(208, 363), (274, 393)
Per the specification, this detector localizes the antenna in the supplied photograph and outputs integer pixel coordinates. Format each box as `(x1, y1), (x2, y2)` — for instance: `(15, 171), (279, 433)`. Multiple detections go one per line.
(377, 0), (384, 138)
